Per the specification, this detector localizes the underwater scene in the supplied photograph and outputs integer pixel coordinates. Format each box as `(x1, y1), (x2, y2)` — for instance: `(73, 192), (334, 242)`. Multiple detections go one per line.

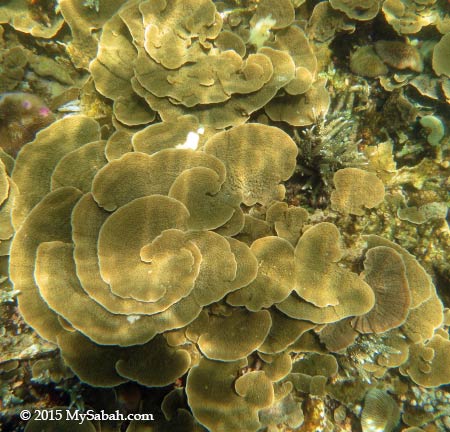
(0, 0), (449, 431)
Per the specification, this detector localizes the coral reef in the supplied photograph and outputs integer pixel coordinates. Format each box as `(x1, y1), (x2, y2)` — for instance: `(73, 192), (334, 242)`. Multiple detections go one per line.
(0, 0), (449, 431)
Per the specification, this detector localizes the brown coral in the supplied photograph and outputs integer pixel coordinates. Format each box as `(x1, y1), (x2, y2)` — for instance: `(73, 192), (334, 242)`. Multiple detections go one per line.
(276, 223), (376, 323)
(4, 1), (449, 428)
(0, 0), (64, 38)
(9, 115), (304, 391)
(432, 33), (450, 78)
(352, 246), (411, 334)
(403, 335), (450, 387)
(329, 0), (382, 21)
(0, 155), (15, 255)
(375, 40), (423, 73)
(89, 0), (328, 129)
(350, 46), (388, 78)
(331, 168), (385, 215)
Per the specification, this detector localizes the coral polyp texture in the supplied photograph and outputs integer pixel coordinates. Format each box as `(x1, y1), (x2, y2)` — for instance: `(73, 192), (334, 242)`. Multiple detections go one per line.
(0, 0), (449, 431)
(6, 112), (448, 430)
(89, 0), (328, 128)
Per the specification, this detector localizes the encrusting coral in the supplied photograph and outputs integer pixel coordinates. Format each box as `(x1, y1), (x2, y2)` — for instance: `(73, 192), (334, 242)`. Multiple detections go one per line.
(1, 0), (449, 431)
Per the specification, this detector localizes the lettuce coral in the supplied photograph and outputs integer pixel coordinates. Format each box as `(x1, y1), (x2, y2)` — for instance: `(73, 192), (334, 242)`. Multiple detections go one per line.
(2, 0), (449, 430)
(8, 109), (447, 430)
(89, 0), (327, 128)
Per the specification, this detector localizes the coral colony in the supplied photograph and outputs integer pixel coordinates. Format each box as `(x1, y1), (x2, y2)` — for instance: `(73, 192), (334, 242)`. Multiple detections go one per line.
(0, 0), (449, 431)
